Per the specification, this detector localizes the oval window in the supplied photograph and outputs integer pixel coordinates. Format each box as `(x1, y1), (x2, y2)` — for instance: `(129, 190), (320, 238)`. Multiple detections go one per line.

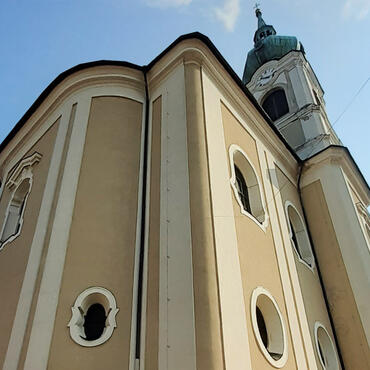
(314, 322), (339, 370)
(251, 287), (288, 367)
(83, 303), (106, 341)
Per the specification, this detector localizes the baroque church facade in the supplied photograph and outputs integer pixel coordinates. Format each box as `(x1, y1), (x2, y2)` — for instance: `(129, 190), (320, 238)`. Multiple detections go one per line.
(0, 9), (369, 370)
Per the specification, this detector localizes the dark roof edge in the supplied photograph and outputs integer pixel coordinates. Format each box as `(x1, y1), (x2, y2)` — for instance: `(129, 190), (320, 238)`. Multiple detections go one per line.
(0, 60), (143, 154)
(145, 32), (301, 162)
(1, 32), (300, 162)
(304, 144), (370, 193)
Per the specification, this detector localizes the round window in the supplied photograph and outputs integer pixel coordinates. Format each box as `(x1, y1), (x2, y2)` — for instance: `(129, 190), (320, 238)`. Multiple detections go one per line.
(251, 287), (288, 368)
(314, 322), (339, 369)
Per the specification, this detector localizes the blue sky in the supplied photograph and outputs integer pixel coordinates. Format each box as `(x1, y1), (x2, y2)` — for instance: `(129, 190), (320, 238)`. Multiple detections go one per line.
(0, 0), (369, 183)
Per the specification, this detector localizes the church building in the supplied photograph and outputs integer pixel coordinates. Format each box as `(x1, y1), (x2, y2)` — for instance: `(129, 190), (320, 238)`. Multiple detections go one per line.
(0, 8), (369, 370)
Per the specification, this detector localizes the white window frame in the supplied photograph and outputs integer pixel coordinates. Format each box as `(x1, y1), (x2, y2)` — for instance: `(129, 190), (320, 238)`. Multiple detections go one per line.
(314, 322), (340, 370)
(0, 153), (41, 251)
(285, 201), (315, 271)
(229, 144), (268, 230)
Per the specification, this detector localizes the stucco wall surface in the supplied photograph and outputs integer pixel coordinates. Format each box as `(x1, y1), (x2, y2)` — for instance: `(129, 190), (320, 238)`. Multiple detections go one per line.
(302, 180), (370, 369)
(0, 121), (59, 368)
(275, 166), (338, 367)
(221, 104), (297, 369)
(47, 96), (143, 369)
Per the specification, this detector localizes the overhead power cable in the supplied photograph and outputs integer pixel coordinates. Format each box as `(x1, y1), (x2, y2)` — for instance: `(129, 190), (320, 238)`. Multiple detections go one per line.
(332, 76), (370, 126)
(263, 74), (370, 207)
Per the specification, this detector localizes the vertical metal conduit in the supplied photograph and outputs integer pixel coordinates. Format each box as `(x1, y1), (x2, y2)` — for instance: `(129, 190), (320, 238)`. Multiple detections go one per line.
(135, 67), (150, 362)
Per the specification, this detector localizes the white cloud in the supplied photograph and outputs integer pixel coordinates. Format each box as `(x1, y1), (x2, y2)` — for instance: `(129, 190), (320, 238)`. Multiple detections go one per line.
(342, 0), (370, 20)
(214, 0), (240, 31)
(145, 0), (192, 8)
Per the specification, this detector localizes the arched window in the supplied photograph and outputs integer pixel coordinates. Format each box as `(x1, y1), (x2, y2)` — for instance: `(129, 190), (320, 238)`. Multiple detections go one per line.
(229, 145), (267, 226)
(262, 89), (289, 121)
(286, 203), (314, 269)
(0, 178), (31, 245)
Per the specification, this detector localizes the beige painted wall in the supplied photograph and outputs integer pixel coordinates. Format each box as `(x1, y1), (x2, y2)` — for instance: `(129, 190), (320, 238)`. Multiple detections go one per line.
(302, 180), (370, 369)
(47, 96), (143, 369)
(0, 121), (59, 368)
(275, 166), (337, 368)
(220, 104), (298, 369)
(17, 105), (77, 370)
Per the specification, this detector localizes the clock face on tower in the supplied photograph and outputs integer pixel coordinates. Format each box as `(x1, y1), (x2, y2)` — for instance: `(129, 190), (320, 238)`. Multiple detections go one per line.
(258, 68), (275, 86)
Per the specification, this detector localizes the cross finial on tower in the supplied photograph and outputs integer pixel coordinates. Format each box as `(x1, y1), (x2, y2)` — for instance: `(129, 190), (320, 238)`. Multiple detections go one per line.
(254, 2), (262, 18)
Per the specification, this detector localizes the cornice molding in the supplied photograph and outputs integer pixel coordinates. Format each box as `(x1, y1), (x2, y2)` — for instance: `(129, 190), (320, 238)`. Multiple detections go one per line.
(0, 67), (145, 169)
(145, 41), (298, 178)
(1, 34), (300, 181)
(6, 152), (42, 189)
(303, 146), (370, 203)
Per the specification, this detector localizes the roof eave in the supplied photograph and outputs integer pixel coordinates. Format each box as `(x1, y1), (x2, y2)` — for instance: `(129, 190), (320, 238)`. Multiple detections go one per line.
(0, 32), (301, 163)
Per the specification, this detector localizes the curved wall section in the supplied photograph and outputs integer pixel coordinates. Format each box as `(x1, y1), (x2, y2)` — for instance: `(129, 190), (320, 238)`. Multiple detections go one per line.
(0, 121), (59, 369)
(0, 66), (147, 370)
(45, 94), (144, 369)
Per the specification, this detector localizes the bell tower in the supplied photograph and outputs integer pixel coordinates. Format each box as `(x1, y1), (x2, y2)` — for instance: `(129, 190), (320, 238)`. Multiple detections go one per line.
(243, 7), (340, 159)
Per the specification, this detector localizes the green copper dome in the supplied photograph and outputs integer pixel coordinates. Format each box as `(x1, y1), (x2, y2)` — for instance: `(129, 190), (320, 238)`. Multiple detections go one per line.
(242, 9), (304, 84)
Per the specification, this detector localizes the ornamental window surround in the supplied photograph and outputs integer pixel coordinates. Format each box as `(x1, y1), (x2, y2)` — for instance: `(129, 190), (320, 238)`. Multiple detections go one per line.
(0, 152), (41, 251)
(285, 202), (315, 270)
(68, 287), (119, 347)
(229, 144), (268, 228)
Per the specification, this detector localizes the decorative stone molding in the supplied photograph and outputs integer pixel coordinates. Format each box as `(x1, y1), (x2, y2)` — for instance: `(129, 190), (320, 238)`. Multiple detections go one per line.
(0, 152), (41, 251)
(229, 144), (268, 230)
(68, 287), (119, 347)
(6, 152), (42, 189)
(356, 202), (370, 222)
(285, 201), (315, 271)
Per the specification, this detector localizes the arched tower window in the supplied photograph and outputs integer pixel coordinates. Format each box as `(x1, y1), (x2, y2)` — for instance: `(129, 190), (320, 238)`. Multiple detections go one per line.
(229, 145), (267, 226)
(0, 178), (31, 245)
(286, 203), (314, 269)
(262, 89), (289, 121)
